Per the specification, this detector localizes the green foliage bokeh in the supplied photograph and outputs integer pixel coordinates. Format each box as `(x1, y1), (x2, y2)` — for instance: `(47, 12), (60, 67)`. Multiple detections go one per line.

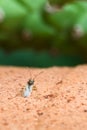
(0, 0), (87, 63)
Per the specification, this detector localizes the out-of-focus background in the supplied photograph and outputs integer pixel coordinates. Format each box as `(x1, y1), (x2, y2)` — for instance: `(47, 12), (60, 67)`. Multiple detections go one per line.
(0, 0), (87, 67)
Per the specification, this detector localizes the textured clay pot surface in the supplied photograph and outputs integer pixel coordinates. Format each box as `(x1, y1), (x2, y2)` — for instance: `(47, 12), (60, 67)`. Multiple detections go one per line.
(0, 65), (87, 130)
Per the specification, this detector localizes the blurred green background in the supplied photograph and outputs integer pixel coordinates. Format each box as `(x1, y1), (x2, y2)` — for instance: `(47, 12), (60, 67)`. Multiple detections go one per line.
(0, 0), (87, 67)
(0, 49), (84, 67)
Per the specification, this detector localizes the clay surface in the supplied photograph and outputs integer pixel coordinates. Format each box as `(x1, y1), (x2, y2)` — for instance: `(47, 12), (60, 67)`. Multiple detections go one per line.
(0, 65), (87, 130)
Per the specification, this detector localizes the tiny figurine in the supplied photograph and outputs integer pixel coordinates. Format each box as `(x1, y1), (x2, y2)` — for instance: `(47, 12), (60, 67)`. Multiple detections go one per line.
(23, 71), (43, 98)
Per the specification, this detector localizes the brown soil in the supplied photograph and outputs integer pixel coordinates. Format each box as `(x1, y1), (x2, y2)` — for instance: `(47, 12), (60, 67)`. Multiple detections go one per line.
(0, 65), (87, 130)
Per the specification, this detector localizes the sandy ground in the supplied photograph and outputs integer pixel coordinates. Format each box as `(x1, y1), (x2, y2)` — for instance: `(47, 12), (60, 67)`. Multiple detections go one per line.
(0, 65), (87, 130)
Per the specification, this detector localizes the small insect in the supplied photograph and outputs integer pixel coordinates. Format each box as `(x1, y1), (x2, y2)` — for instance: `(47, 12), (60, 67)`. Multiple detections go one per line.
(23, 70), (43, 98)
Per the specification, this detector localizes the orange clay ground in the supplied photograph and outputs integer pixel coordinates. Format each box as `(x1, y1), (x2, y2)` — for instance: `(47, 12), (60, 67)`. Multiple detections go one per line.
(0, 65), (87, 130)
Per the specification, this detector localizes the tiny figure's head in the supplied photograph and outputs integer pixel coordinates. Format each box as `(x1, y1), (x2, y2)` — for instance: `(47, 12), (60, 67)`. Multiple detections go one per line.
(27, 79), (34, 86)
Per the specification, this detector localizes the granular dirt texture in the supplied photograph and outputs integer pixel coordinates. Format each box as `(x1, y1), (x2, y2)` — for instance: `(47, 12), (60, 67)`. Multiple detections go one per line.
(0, 65), (87, 130)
